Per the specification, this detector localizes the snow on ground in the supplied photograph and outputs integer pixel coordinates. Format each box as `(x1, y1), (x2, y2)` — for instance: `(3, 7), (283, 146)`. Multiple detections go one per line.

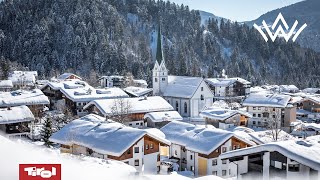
(0, 135), (135, 180)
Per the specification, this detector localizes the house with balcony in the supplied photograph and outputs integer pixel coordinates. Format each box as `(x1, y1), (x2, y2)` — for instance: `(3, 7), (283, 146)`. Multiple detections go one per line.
(200, 108), (252, 129)
(83, 96), (174, 128)
(243, 93), (296, 132)
(0, 105), (35, 138)
(49, 114), (171, 174)
(160, 121), (255, 177)
(300, 96), (320, 113)
(0, 89), (49, 118)
(220, 140), (320, 179)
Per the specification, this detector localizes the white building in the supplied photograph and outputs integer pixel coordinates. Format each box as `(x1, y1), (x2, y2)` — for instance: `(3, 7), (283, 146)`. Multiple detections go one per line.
(0, 80), (13, 92)
(243, 93), (296, 132)
(8, 71), (38, 89)
(49, 114), (171, 174)
(220, 140), (320, 179)
(160, 121), (255, 177)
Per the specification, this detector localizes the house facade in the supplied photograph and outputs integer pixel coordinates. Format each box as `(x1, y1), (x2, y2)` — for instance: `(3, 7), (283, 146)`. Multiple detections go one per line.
(160, 121), (254, 177)
(50, 114), (171, 174)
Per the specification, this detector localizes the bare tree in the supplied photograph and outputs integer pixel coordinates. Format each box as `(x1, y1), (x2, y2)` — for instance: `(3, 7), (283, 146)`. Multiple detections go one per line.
(266, 108), (283, 141)
(109, 98), (132, 124)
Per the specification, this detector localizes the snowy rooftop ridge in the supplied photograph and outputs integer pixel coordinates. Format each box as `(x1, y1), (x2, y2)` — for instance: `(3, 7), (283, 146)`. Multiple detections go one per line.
(0, 105), (34, 124)
(0, 80), (13, 88)
(163, 76), (204, 98)
(160, 121), (254, 155)
(220, 140), (320, 171)
(243, 93), (291, 108)
(144, 111), (183, 122)
(57, 73), (82, 81)
(200, 108), (252, 121)
(205, 77), (250, 87)
(123, 86), (153, 97)
(84, 96), (173, 115)
(50, 114), (170, 157)
(0, 89), (49, 107)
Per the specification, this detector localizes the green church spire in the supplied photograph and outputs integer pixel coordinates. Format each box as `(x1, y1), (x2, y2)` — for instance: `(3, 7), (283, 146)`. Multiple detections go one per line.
(156, 23), (164, 63)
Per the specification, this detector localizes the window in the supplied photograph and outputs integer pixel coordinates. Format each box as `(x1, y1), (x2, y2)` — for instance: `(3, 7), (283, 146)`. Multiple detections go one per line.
(253, 121), (256, 125)
(222, 147), (227, 153)
(263, 112), (269, 117)
(127, 149), (131, 154)
(258, 114), (261, 117)
(129, 123), (132, 126)
(134, 159), (139, 166)
(134, 147), (139, 153)
(146, 145), (149, 150)
(273, 108), (276, 111)
(190, 166), (194, 171)
(253, 107), (256, 110)
(150, 144), (154, 149)
(190, 155), (193, 160)
(201, 87), (204, 91)
(162, 78), (166, 81)
(273, 115), (276, 118)
(184, 102), (188, 114)
(176, 101), (179, 111)
(201, 95), (204, 101)
(175, 150), (177, 155)
(155, 78), (158, 82)
(136, 123), (139, 125)
(124, 161), (129, 164)
(222, 160), (227, 164)
(288, 164), (300, 172)
(222, 170), (227, 176)
(140, 122), (143, 126)
(258, 107), (261, 110)
(253, 113), (256, 117)
(229, 169), (231, 175)
(232, 145), (237, 150)
(212, 159), (217, 166)
(212, 171), (217, 175)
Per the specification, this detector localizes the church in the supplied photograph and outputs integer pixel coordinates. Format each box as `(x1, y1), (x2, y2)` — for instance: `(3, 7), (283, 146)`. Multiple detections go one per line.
(152, 26), (214, 118)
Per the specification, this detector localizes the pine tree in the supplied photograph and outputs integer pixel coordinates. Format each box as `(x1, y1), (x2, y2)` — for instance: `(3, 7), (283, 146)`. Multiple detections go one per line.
(41, 117), (53, 147)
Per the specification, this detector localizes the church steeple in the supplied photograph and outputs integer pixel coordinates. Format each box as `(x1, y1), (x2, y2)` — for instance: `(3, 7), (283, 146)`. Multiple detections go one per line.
(156, 23), (164, 64)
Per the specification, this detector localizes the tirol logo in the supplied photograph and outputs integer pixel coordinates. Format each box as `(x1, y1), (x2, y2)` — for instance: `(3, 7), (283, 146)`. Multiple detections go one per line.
(19, 164), (61, 180)
(253, 13), (307, 42)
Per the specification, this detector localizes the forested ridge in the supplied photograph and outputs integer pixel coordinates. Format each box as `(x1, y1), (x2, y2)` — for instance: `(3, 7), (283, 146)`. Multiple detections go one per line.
(0, 0), (319, 88)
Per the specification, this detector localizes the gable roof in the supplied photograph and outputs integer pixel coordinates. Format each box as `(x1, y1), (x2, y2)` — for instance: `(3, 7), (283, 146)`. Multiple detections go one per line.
(123, 86), (153, 97)
(220, 140), (320, 171)
(8, 71), (37, 85)
(144, 111), (183, 123)
(243, 93), (291, 108)
(160, 121), (254, 155)
(57, 73), (82, 80)
(84, 96), (173, 116)
(0, 80), (13, 88)
(49, 114), (170, 157)
(205, 77), (250, 87)
(0, 89), (49, 107)
(304, 96), (320, 105)
(0, 105), (35, 124)
(163, 76), (204, 98)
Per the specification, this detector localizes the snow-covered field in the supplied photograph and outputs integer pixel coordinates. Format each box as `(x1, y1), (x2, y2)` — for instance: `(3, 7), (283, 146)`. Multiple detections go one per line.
(0, 135), (224, 180)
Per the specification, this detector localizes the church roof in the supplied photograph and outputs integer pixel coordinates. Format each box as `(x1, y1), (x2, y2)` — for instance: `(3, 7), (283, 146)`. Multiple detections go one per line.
(163, 76), (203, 98)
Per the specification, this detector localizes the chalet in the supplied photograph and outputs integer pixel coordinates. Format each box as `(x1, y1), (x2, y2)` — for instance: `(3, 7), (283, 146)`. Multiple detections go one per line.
(144, 111), (183, 129)
(49, 114), (171, 174)
(41, 79), (129, 116)
(123, 86), (153, 97)
(0, 105), (35, 138)
(243, 93), (296, 132)
(0, 89), (49, 118)
(8, 71), (38, 89)
(205, 71), (251, 103)
(279, 85), (299, 93)
(200, 108), (251, 129)
(299, 96), (320, 113)
(220, 140), (320, 179)
(83, 96), (174, 128)
(99, 75), (125, 88)
(56, 73), (82, 81)
(160, 121), (255, 177)
(0, 80), (13, 92)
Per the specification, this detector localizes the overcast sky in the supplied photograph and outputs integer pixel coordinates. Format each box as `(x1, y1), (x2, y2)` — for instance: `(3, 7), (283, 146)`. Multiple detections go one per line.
(168, 0), (305, 21)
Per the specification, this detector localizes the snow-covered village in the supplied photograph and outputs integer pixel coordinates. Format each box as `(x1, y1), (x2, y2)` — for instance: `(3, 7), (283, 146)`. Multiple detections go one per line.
(0, 0), (320, 180)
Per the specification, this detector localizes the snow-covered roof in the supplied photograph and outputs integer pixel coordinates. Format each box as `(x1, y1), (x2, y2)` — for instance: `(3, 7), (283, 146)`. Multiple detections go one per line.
(160, 121), (254, 155)
(200, 108), (252, 121)
(8, 71), (37, 85)
(0, 89), (49, 107)
(50, 114), (170, 157)
(123, 86), (153, 97)
(280, 85), (299, 92)
(304, 96), (320, 105)
(42, 79), (129, 102)
(84, 96), (174, 116)
(57, 73), (82, 81)
(99, 75), (124, 81)
(205, 77), (250, 87)
(0, 105), (35, 124)
(0, 80), (13, 88)
(163, 76), (203, 98)
(302, 88), (320, 94)
(220, 140), (320, 171)
(250, 86), (271, 94)
(304, 123), (320, 131)
(248, 130), (294, 145)
(144, 111), (183, 122)
(243, 93), (291, 108)
(133, 79), (148, 86)
(296, 109), (312, 115)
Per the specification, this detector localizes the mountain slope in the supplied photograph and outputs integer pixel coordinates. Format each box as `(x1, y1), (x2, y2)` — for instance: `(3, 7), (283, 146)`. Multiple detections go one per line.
(247, 0), (320, 52)
(0, 0), (319, 88)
